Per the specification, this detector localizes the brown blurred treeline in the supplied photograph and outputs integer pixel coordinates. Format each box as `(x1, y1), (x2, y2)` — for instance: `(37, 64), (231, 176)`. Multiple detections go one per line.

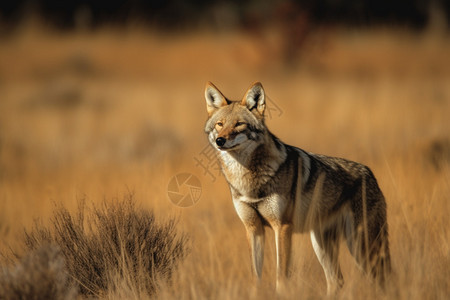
(0, 0), (449, 34)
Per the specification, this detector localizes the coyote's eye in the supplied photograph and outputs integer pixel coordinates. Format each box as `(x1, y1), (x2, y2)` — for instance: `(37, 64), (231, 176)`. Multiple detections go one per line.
(235, 121), (246, 127)
(215, 122), (223, 130)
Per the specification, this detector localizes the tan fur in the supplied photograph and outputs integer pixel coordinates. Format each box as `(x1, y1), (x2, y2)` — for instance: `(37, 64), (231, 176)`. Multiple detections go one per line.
(204, 82), (391, 295)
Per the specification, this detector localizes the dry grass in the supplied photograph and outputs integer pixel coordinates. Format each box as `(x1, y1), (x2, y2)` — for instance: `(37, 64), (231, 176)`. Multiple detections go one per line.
(1, 196), (188, 299)
(0, 245), (77, 300)
(0, 23), (449, 299)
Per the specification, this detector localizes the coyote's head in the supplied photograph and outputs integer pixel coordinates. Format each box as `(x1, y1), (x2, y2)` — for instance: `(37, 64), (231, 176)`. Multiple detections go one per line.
(204, 82), (267, 152)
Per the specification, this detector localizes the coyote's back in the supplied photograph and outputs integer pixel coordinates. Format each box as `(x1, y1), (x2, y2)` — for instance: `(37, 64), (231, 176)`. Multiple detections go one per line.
(204, 81), (391, 295)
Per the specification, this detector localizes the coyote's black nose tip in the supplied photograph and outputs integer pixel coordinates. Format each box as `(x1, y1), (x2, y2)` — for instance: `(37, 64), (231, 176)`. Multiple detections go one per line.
(216, 137), (226, 147)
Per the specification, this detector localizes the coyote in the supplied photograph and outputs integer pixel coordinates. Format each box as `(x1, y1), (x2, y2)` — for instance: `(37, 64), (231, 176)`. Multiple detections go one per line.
(204, 82), (391, 294)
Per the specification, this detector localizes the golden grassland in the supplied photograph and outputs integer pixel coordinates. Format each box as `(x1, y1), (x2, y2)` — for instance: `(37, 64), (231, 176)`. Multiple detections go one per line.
(0, 24), (449, 298)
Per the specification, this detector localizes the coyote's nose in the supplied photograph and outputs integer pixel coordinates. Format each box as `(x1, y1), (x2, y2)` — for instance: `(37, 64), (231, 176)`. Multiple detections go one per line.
(216, 137), (226, 147)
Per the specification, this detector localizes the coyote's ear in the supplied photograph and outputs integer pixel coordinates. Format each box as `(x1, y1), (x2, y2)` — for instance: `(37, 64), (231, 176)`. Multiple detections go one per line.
(205, 82), (228, 116)
(242, 82), (265, 116)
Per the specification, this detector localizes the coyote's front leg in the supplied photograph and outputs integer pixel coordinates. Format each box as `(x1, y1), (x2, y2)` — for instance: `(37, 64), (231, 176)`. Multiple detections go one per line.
(246, 220), (265, 280)
(234, 201), (265, 281)
(274, 224), (293, 293)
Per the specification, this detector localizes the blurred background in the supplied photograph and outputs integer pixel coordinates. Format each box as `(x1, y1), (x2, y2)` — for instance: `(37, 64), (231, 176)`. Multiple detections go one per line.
(1, 0), (449, 30)
(0, 1), (449, 298)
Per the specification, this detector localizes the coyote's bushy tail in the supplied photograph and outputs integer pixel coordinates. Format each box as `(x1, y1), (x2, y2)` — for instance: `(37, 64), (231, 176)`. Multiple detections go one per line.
(345, 173), (392, 288)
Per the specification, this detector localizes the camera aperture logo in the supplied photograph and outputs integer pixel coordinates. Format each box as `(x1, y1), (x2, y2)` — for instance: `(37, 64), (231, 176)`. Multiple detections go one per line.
(167, 173), (202, 207)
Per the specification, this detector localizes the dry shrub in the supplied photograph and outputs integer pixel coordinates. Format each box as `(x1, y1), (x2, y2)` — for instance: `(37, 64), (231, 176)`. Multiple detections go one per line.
(21, 195), (188, 297)
(0, 244), (77, 300)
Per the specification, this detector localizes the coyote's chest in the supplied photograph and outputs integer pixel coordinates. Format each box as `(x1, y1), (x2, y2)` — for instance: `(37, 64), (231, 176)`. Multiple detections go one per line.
(217, 149), (282, 199)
